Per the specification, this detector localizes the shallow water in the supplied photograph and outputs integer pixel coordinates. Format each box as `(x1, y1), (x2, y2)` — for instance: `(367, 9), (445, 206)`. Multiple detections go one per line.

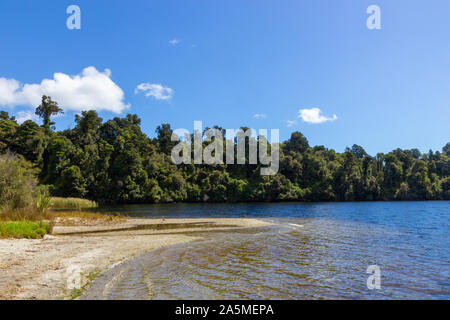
(86, 201), (450, 299)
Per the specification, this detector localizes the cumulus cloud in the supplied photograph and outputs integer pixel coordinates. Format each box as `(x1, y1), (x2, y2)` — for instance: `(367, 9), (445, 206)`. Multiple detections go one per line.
(169, 38), (179, 45)
(135, 83), (174, 101)
(286, 120), (298, 127)
(0, 78), (22, 106)
(15, 111), (39, 124)
(298, 108), (337, 124)
(0, 66), (129, 114)
(253, 113), (267, 119)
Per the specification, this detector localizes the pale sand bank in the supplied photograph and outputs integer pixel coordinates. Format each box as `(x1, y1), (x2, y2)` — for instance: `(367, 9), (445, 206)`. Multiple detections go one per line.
(0, 218), (270, 300)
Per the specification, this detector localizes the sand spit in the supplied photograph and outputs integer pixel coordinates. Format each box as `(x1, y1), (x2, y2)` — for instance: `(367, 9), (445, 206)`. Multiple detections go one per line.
(0, 218), (270, 300)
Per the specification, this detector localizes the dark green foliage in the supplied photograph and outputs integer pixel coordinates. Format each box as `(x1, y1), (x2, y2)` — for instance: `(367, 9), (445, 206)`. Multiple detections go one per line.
(12, 120), (45, 164)
(0, 112), (18, 153)
(1, 97), (448, 203)
(283, 131), (309, 154)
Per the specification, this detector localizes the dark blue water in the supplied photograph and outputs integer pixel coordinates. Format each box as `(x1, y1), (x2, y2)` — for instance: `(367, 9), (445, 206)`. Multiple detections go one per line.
(94, 201), (450, 299)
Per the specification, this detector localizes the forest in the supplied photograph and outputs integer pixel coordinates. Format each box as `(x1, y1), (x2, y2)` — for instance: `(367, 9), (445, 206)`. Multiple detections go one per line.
(1, 96), (449, 204)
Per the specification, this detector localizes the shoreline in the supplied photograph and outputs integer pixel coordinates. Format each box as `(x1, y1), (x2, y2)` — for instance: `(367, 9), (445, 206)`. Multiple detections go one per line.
(0, 217), (271, 300)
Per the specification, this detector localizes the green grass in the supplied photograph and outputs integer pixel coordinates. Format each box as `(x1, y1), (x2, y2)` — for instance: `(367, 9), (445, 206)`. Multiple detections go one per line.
(50, 197), (98, 209)
(0, 221), (50, 239)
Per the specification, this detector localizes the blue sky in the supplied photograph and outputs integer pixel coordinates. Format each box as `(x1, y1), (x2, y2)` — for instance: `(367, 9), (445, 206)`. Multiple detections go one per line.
(0, 0), (449, 155)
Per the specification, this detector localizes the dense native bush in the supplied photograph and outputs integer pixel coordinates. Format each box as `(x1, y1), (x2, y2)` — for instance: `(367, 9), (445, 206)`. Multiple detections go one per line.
(0, 99), (448, 204)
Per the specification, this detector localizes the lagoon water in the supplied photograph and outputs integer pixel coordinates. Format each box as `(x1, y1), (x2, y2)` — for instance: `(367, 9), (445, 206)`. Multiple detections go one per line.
(88, 201), (450, 299)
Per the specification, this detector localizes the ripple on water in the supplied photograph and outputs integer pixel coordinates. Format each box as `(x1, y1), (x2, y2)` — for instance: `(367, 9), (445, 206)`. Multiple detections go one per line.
(84, 202), (450, 300)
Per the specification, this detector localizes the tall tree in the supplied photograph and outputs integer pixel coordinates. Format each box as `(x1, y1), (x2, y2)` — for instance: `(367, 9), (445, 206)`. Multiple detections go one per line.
(35, 95), (64, 132)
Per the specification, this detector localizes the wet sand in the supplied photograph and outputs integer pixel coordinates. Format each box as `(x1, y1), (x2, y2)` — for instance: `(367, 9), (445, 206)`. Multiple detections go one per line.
(0, 218), (270, 300)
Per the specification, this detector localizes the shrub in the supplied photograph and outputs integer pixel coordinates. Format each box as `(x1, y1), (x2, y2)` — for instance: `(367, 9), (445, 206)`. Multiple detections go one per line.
(0, 152), (38, 213)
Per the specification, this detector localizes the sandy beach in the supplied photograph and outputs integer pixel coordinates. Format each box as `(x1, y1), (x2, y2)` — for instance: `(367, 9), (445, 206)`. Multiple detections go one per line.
(0, 217), (270, 300)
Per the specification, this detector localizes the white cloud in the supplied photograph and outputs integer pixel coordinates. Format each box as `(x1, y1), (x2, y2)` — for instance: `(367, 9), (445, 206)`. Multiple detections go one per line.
(135, 83), (174, 101)
(253, 113), (267, 119)
(15, 111), (39, 124)
(0, 66), (129, 114)
(169, 38), (179, 45)
(0, 78), (21, 106)
(286, 120), (298, 127)
(298, 107), (337, 124)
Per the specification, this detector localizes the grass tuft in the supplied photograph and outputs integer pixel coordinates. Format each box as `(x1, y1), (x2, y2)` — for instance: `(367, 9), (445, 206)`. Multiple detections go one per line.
(0, 221), (50, 239)
(50, 197), (98, 209)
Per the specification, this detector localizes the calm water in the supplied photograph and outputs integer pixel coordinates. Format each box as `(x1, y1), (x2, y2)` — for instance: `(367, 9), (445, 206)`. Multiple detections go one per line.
(85, 201), (450, 299)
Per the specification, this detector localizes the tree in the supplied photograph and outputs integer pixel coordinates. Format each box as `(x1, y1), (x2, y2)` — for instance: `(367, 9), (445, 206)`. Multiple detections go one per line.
(407, 160), (433, 199)
(348, 144), (368, 159)
(0, 112), (18, 153)
(411, 148), (421, 159)
(35, 96), (64, 131)
(284, 132), (309, 154)
(1, 97), (448, 203)
(156, 123), (175, 155)
(13, 120), (45, 164)
(56, 165), (87, 198)
(443, 143), (450, 156)
(441, 177), (450, 200)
